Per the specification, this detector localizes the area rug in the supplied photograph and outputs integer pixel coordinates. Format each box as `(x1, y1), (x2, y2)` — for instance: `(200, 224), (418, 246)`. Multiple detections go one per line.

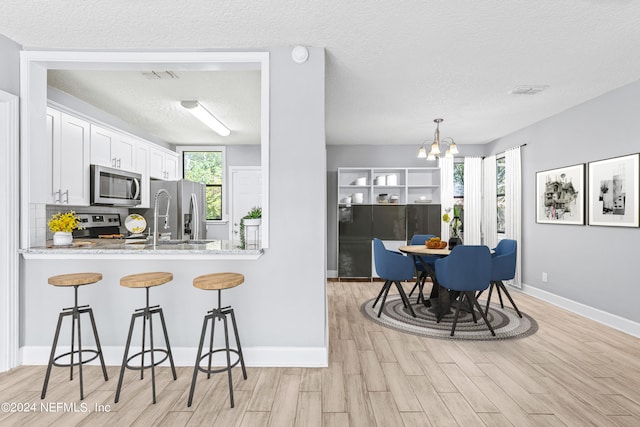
(361, 295), (538, 341)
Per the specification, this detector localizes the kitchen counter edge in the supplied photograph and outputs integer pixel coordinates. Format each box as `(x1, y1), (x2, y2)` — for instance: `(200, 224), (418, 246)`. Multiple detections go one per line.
(20, 247), (264, 261)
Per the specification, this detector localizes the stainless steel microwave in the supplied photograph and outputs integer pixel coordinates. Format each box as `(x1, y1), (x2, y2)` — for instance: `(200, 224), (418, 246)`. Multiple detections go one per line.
(90, 165), (142, 206)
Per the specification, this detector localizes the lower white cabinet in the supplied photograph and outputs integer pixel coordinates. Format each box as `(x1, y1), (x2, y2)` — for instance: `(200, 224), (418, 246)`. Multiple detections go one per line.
(48, 107), (91, 206)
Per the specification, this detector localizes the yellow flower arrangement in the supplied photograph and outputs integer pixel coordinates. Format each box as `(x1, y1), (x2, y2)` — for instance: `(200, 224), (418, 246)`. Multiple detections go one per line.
(48, 211), (82, 233)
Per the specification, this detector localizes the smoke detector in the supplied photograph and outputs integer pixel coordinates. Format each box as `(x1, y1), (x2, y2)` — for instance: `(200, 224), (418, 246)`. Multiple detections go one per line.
(509, 85), (549, 95)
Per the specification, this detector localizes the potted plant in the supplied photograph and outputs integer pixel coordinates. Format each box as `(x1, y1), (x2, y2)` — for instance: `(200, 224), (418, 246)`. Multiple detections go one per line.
(240, 206), (262, 249)
(442, 204), (463, 249)
(48, 211), (82, 246)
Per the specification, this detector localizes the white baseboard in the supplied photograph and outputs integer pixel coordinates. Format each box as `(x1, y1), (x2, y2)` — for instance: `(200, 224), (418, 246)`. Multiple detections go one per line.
(520, 283), (640, 338)
(20, 346), (328, 368)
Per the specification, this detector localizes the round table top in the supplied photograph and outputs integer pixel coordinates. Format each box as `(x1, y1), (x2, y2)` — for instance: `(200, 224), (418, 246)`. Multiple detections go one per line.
(398, 245), (452, 256)
(48, 272), (103, 287)
(194, 272), (244, 290)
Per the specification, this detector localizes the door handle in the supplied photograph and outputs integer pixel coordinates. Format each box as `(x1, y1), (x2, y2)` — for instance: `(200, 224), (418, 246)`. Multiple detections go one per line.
(54, 189), (61, 203)
(117, 158), (121, 168)
(63, 190), (69, 204)
(112, 157), (117, 167)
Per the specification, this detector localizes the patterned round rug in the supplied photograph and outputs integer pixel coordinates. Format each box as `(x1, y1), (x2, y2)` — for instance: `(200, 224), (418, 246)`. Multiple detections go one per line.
(361, 295), (538, 341)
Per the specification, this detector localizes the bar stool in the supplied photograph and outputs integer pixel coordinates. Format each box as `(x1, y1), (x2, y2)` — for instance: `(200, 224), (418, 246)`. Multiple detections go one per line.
(188, 272), (247, 408)
(41, 273), (108, 400)
(115, 272), (177, 404)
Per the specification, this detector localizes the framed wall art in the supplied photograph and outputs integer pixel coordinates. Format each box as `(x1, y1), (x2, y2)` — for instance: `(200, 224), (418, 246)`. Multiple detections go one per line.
(588, 153), (639, 227)
(536, 164), (585, 224)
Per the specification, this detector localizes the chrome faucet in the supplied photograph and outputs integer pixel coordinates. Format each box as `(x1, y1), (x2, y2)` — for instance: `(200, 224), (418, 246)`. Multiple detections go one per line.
(153, 189), (172, 248)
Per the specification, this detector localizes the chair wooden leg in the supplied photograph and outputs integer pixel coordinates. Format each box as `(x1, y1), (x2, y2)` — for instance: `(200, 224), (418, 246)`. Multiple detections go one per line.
(394, 281), (416, 318)
(469, 292), (495, 336)
(498, 281), (523, 318)
(496, 285), (505, 308)
(377, 281), (392, 318)
(450, 294), (463, 336)
(484, 282), (495, 316)
(373, 280), (391, 309)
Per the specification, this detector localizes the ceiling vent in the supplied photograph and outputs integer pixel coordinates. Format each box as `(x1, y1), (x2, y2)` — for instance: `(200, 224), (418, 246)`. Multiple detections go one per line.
(141, 71), (179, 80)
(509, 85), (549, 95)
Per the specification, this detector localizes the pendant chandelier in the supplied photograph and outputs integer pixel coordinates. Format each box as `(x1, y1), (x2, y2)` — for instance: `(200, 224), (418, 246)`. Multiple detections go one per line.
(416, 118), (459, 160)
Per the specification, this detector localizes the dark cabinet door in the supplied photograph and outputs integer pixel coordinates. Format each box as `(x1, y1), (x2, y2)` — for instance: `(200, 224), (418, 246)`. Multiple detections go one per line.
(406, 204), (441, 242)
(338, 205), (372, 239)
(338, 205), (372, 277)
(338, 240), (372, 278)
(372, 205), (406, 240)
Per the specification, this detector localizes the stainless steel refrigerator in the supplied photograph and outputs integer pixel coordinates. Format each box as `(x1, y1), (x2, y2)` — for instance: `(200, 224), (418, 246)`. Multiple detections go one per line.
(133, 179), (206, 241)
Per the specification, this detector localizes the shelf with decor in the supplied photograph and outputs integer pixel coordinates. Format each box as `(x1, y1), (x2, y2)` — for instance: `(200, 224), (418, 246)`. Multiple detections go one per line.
(338, 167), (440, 206)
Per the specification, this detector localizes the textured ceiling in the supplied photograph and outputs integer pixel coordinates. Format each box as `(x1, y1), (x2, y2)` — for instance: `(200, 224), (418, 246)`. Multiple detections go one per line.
(3, 1), (640, 146)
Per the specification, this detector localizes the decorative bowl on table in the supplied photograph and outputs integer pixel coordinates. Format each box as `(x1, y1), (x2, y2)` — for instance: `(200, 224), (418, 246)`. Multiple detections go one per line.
(426, 238), (447, 249)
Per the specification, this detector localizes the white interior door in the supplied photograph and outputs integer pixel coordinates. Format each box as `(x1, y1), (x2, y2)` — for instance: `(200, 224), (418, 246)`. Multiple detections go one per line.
(229, 166), (262, 243)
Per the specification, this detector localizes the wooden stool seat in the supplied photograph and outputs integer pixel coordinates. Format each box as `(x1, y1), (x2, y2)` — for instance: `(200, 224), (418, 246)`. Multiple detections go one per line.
(120, 272), (173, 288)
(48, 273), (102, 287)
(193, 273), (244, 290)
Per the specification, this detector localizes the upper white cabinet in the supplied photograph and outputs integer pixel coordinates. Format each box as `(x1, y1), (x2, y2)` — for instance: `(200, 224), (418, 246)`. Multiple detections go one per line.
(150, 146), (180, 180)
(48, 107), (91, 206)
(338, 167), (440, 205)
(135, 142), (150, 208)
(90, 124), (136, 171)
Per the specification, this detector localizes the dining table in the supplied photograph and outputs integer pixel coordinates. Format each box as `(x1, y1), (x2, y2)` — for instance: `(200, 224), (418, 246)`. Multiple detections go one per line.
(398, 245), (455, 319)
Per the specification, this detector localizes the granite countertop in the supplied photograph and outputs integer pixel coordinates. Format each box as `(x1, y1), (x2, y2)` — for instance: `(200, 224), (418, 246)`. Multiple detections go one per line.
(20, 238), (263, 260)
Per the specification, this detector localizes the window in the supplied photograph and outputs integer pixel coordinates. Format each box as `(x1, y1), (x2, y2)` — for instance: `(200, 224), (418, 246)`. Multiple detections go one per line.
(182, 149), (224, 220)
(453, 162), (464, 199)
(496, 156), (506, 233)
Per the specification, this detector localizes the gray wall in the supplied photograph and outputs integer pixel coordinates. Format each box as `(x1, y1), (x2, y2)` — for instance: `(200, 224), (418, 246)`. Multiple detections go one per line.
(487, 79), (640, 323)
(22, 47), (328, 359)
(0, 34), (20, 94)
(326, 144), (485, 272)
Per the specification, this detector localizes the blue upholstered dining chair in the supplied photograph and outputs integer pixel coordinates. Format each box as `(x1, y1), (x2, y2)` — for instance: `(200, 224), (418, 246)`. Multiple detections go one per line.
(435, 245), (494, 336)
(372, 238), (416, 318)
(481, 239), (522, 318)
(407, 234), (437, 303)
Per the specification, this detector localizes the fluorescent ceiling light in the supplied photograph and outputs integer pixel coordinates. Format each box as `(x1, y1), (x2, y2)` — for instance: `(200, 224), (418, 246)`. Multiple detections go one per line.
(180, 100), (231, 137)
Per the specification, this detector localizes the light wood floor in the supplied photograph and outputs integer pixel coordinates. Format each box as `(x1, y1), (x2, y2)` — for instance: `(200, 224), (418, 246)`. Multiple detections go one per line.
(2, 280), (640, 426)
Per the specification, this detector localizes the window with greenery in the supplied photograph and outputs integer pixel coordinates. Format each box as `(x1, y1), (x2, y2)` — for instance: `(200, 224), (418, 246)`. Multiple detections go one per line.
(496, 156), (506, 233)
(183, 151), (223, 220)
(453, 162), (464, 199)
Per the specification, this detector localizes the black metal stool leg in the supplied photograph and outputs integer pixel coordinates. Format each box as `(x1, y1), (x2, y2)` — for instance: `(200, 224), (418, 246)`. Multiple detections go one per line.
(76, 309), (84, 400)
(149, 307), (157, 404)
(88, 309), (109, 381)
(158, 308), (177, 380)
(41, 312), (65, 399)
(229, 309), (247, 380)
(188, 314), (210, 407)
(206, 316), (216, 379)
(115, 312), (137, 403)
(223, 315), (234, 408)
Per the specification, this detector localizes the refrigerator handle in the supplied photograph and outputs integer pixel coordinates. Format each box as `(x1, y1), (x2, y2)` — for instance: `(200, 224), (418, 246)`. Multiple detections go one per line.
(190, 193), (199, 240)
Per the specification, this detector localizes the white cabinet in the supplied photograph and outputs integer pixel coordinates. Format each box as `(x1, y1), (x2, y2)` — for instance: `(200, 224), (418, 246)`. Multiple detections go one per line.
(135, 143), (150, 208)
(90, 124), (136, 171)
(48, 107), (91, 206)
(150, 146), (180, 180)
(337, 167), (440, 205)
